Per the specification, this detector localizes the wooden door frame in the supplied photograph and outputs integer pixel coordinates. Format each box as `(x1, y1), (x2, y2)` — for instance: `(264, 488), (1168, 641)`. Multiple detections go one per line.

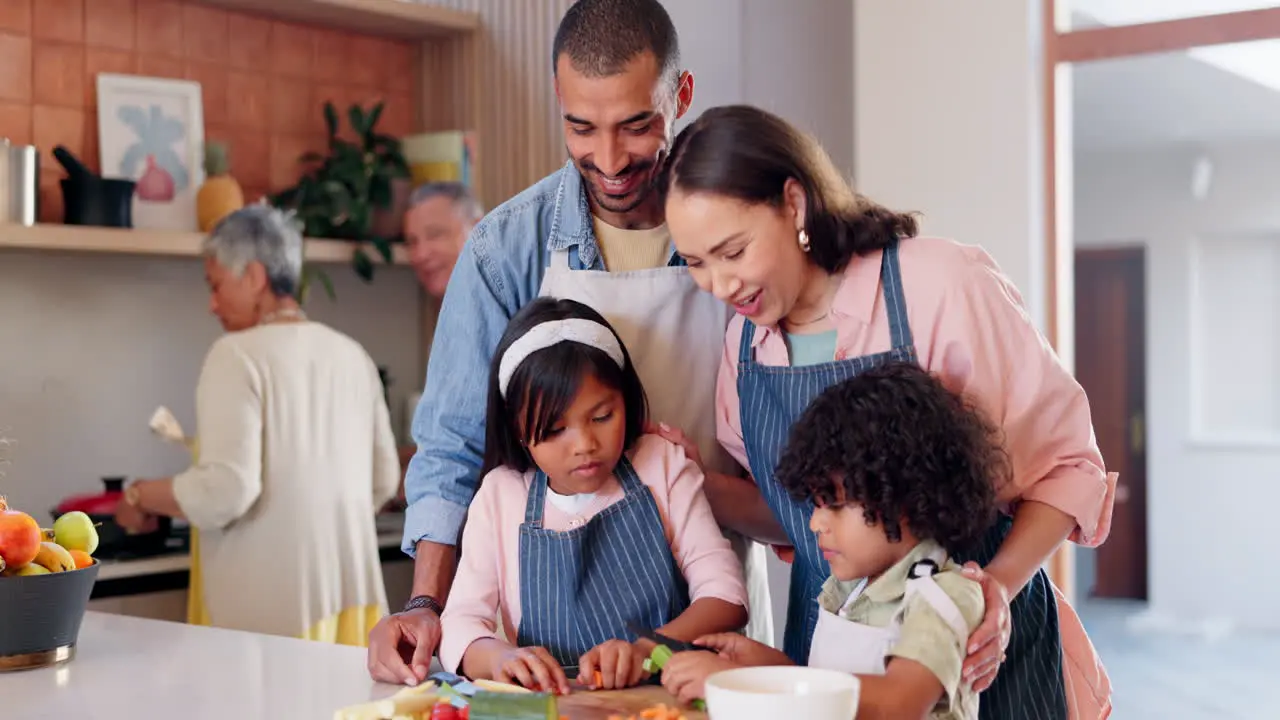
(1072, 245), (1149, 600)
(1041, 3), (1280, 597)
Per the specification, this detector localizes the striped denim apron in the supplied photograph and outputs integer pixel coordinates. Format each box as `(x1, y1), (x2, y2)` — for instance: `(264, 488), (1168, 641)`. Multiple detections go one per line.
(737, 239), (1068, 718)
(514, 456), (691, 667)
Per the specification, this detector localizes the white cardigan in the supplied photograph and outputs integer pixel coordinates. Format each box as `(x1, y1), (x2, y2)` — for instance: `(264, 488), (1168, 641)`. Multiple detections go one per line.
(173, 321), (400, 638)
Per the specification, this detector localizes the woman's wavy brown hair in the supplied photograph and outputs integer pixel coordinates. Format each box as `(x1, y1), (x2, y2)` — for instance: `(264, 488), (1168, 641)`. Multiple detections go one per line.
(658, 104), (919, 273)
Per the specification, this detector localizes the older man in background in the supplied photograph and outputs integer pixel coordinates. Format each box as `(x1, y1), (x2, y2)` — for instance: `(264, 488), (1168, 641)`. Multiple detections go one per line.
(393, 181), (485, 482)
(403, 182), (484, 299)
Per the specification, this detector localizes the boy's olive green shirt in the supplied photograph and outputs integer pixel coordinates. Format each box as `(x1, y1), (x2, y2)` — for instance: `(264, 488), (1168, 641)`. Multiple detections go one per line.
(817, 541), (985, 720)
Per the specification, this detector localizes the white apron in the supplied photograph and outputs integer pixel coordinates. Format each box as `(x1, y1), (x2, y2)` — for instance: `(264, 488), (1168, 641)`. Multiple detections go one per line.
(808, 549), (970, 675)
(539, 248), (774, 646)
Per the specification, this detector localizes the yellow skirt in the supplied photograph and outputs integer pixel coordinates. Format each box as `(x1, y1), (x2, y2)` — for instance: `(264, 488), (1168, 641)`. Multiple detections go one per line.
(183, 439), (380, 647)
(186, 530), (381, 647)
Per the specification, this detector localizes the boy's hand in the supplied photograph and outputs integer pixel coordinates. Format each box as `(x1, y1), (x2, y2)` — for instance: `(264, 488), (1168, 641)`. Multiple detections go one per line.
(578, 639), (649, 690)
(694, 633), (792, 667)
(491, 645), (570, 695)
(661, 651), (741, 705)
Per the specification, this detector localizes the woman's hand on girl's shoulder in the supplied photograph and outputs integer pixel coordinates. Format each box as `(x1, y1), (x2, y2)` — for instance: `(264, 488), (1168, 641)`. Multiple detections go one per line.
(647, 421), (704, 469)
(578, 639), (649, 690)
(490, 645), (571, 695)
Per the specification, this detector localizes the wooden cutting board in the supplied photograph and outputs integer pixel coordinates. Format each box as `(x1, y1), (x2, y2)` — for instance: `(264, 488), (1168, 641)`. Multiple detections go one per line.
(557, 685), (706, 719)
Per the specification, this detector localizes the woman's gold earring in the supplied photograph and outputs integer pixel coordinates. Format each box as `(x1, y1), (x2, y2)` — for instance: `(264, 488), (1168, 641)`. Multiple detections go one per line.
(798, 229), (811, 253)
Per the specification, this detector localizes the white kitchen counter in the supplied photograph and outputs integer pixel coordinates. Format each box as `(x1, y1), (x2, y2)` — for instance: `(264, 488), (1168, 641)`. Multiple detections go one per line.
(3, 611), (426, 719)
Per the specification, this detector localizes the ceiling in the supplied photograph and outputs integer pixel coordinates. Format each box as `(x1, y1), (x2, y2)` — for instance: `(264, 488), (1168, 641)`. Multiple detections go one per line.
(1070, 5), (1280, 151)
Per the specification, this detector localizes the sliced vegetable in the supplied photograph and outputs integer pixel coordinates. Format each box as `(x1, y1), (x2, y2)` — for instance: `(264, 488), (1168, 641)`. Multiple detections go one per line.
(466, 690), (558, 720)
(605, 704), (688, 720)
(471, 678), (534, 694)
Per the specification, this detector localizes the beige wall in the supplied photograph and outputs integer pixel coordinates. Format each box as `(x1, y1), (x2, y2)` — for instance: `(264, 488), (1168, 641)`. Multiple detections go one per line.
(422, 0), (575, 211)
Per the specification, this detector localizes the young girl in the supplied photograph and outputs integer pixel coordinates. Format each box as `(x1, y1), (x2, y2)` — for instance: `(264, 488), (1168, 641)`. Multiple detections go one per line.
(662, 362), (1007, 720)
(438, 297), (749, 695)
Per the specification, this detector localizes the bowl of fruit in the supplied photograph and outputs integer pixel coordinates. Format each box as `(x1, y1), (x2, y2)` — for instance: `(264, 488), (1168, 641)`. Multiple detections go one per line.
(0, 496), (100, 671)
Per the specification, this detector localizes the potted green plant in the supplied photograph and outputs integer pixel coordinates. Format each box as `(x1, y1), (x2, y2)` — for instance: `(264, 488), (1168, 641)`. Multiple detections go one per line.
(270, 101), (412, 286)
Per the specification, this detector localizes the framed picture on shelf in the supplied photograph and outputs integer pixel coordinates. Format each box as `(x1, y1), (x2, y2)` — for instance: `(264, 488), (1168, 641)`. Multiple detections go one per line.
(96, 73), (205, 232)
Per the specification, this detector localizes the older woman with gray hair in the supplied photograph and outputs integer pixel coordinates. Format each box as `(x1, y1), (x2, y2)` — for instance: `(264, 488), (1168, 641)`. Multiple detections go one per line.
(115, 204), (401, 646)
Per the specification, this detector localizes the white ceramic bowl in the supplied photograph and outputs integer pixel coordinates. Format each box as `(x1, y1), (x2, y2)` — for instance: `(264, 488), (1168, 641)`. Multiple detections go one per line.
(704, 666), (860, 720)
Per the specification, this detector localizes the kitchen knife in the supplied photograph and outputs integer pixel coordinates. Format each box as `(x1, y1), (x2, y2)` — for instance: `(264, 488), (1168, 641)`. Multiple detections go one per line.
(625, 621), (703, 653)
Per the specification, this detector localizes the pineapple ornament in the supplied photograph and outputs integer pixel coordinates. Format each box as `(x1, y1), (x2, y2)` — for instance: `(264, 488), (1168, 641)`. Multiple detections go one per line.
(196, 141), (245, 232)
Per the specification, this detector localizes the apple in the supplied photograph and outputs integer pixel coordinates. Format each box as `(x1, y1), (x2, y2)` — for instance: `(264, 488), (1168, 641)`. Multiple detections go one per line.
(53, 510), (99, 555)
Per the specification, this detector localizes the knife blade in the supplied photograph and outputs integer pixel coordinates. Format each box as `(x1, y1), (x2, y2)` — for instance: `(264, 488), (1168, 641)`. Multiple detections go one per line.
(625, 621), (702, 653)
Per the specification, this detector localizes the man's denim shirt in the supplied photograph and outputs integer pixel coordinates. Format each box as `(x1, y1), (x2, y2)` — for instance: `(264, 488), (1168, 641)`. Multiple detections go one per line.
(401, 161), (615, 555)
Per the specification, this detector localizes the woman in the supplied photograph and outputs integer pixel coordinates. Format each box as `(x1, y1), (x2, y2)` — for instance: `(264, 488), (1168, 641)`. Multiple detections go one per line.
(657, 105), (1116, 719)
(115, 205), (401, 646)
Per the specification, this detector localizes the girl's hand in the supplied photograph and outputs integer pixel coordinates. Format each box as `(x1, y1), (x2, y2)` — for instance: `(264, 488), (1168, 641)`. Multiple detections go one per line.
(960, 562), (1012, 691)
(578, 639), (648, 689)
(490, 646), (571, 695)
(694, 633), (792, 667)
(661, 651), (741, 705)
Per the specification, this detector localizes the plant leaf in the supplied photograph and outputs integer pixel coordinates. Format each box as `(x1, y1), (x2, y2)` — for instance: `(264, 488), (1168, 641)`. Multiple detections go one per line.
(352, 247), (374, 282)
(366, 102), (384, 132)
(348, 104), (366, 138)
(370, 236), (393, 263)
(323, 102), (339, 140)
(369, 175), (391, 208)
(316, 268), (337, 300)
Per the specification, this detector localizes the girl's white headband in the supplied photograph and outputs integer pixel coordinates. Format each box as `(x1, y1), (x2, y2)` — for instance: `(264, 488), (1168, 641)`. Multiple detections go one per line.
(497, 318), (625, 398)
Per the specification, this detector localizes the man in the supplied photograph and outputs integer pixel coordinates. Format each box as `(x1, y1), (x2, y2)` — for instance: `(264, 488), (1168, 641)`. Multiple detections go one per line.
(366, 0), (773, 685)
(403, 181), (484, 298)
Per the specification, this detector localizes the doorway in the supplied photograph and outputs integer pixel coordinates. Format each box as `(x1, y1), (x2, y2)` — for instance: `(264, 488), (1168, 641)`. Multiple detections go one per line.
(1073, 246), (1148, 600)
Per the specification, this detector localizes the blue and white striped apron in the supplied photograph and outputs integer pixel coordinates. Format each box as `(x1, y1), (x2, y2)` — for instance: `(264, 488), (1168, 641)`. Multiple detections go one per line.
(515, 456), (690, 667)
(736, 239), (1068, 718)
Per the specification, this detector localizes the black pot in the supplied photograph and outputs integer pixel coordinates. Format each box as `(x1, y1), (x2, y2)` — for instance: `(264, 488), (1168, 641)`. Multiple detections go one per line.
(0, 561), (99, 670)
(60, 176), (136, 228)
(48, 510), (174, 559)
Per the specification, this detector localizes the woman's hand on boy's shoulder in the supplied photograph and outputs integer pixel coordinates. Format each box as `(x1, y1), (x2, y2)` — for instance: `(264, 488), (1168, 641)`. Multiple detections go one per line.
(579, 639), (650, 690)
(491, 645), (571, 695)
(957, 562), (1011, 692)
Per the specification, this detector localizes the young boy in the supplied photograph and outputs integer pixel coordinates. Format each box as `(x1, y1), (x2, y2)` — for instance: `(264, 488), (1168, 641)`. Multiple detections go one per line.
(661, 362), (1012, 720)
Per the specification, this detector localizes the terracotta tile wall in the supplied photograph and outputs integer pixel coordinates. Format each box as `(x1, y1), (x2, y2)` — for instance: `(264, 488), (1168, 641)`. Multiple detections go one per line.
(0, 0), (418, 223)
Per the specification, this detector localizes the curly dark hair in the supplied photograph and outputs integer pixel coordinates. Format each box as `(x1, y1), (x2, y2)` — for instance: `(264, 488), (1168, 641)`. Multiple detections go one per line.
(776, 362), (1008, 556)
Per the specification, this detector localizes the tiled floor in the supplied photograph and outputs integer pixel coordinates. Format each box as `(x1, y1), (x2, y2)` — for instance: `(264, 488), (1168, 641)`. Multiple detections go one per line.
(1078, 599), (1279, 719)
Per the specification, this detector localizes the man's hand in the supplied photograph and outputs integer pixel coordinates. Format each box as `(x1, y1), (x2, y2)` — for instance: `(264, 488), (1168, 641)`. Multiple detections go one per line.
(960, 562), (1012, 691)
(578, 639), (649, 690)
(366, 608), (441, 686)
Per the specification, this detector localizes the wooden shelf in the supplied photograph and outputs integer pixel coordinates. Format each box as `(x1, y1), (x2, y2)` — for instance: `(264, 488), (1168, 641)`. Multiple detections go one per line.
(194, 0), (480, 39)
(0, 223), (410, 265)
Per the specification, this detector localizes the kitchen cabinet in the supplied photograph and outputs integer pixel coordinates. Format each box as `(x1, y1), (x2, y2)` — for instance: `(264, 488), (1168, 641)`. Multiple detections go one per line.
(86, 516), (414, 623)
